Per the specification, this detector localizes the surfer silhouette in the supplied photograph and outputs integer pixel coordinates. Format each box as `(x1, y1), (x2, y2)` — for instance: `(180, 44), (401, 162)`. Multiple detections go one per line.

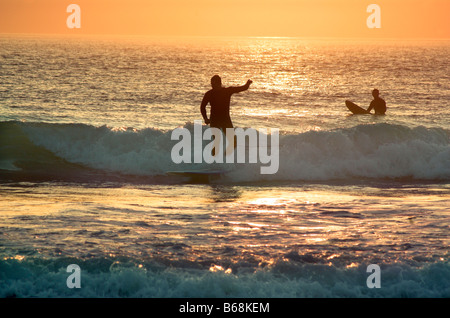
(200, 75), (252, 156)
(367, 89), (386, 115)
(200, 75), (252, 130)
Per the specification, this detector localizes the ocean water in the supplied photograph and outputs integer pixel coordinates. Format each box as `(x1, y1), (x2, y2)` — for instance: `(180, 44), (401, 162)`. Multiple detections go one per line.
(0, 34), (449, 298)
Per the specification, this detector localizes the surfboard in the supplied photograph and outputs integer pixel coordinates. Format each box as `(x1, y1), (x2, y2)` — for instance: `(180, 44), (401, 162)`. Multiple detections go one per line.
(167, 169), (227, 177)
(346, 100), (370, 115)
(167, 169), (228, 182)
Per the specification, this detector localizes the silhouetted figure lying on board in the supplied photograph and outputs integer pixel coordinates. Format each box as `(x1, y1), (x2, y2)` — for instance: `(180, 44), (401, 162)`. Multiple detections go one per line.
(368, 89), (386, 115)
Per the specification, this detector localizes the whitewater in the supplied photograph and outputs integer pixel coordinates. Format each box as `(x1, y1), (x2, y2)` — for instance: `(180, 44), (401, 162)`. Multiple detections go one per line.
(1, 120), (449, 182)
(0, 35), (449, 298)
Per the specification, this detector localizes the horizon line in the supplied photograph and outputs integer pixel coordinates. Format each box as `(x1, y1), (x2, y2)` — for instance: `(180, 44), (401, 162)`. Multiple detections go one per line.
(1, 32), (450, 41)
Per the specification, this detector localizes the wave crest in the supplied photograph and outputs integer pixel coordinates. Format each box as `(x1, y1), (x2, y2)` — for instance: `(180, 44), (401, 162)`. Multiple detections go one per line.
(1, 121), (449, 182)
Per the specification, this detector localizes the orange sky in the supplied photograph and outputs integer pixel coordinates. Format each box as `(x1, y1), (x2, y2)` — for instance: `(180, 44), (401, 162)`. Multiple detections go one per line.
(0, 0), (449, 38)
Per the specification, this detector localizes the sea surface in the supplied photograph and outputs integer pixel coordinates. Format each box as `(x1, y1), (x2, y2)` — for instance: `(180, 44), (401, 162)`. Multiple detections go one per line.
(0, 34), (449, 298)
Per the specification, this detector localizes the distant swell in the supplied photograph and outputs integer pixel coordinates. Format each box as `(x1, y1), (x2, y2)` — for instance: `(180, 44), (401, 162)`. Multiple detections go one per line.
(1, 121), (449, 183)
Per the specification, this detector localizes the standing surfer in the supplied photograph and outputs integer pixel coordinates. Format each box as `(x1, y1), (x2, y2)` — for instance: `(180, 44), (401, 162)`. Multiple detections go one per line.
(200, 75), (253, 130)
(200, 75), (252, 155)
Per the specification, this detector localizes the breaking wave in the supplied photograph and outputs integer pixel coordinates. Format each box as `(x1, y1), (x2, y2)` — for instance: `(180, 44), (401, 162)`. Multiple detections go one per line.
(1, 256), (448, 298)
(1, 121), (449, 183)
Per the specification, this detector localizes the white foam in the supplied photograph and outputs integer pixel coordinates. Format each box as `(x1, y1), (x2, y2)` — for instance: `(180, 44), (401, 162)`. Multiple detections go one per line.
(1, 258), (448, 298)
(20, 122), (450, 182)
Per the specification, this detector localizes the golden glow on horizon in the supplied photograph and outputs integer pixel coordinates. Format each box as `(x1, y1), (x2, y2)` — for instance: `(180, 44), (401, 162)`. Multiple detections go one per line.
(0, 0), (449, 38)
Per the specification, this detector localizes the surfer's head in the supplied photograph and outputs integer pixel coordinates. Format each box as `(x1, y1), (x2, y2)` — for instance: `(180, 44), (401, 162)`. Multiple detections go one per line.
(372, 89), (380, 98)
(211, 75), (222, 89)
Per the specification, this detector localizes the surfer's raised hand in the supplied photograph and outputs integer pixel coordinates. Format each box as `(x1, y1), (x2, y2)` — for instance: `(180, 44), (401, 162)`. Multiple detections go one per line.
(246, 79), (253, 86)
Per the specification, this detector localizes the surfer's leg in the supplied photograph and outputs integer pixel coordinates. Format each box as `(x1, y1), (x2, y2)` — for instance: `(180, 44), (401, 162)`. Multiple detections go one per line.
(222, 120), (236, 152)
(224, 126), (236, 158)
(210, 123), (224, 157)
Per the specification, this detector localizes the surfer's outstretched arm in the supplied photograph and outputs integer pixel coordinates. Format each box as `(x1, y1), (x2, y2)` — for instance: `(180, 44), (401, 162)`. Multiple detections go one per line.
(228, 79), (253, 94)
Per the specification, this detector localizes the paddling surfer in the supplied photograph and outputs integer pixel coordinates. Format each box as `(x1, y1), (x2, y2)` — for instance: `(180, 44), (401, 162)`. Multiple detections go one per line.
(367, 89), (386, 115)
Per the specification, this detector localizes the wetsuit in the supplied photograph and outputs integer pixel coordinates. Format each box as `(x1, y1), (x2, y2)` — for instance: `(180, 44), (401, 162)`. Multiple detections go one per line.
(200, 84), (250, 131)
(368, 97), (386, 115)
